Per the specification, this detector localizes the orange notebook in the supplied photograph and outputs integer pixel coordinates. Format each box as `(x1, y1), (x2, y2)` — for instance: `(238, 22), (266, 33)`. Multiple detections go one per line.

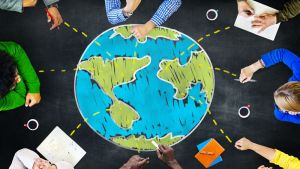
(194, 138), (225, 168)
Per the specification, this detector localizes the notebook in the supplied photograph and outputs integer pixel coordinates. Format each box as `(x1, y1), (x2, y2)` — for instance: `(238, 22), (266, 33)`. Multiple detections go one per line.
(195, 138), (225, 168)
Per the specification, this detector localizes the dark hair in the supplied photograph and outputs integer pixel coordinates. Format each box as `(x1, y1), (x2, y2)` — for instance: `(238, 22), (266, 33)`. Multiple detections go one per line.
(0, 50), (17, 97)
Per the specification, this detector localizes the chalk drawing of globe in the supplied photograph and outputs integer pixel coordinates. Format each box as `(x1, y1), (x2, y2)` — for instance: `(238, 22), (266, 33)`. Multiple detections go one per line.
(74, 25), (215, 151)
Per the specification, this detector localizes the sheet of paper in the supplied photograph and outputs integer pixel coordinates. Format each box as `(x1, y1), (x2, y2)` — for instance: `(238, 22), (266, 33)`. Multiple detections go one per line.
(37, 126), (86, 166)
(234, 0), (280, 41)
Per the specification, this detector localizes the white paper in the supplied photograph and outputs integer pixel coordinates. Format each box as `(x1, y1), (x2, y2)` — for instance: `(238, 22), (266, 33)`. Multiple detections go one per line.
(234, 0), (281, 41)
(37, 126), (86, 167)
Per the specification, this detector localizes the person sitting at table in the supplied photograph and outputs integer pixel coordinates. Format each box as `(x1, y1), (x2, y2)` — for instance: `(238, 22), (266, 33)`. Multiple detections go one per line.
(239, 48), (300, 124)
(0, 41), (41, 111)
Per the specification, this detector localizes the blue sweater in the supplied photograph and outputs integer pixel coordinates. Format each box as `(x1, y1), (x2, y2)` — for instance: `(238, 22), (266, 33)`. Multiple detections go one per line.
(261, 48), (300, 124)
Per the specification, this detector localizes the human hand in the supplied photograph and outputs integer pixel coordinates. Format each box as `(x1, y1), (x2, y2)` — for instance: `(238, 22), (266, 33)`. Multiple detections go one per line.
(258, 165), (273, 169)
(47, 6), (63, 30)
(239, 60), (263, 83)
(157, 145), (181, 169)
(131, 21), (155, 39)
(123, 0), (141, 13)
(120, 155), (149, 169)
(25, 93), (41, 107)
(33, 158), (56, 169)
(23, 0), (37, 7)
(252, 13), (277, 33)
(240, 65), (255, 83)
(235, 137), (254, 151)
(237, 1), (254, 17)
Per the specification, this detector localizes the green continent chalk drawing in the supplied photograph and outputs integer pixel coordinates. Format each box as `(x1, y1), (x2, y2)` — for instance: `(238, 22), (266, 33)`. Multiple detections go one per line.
(110, 25), (181, 43)
(157, 51), (214, 102)
(111, 134), (183, 150)
(75, 25), (215, 151)
(78, 56), (151, 129)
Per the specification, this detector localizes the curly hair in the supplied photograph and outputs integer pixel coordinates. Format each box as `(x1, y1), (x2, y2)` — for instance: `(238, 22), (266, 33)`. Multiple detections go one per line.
(0, 50), (17, 97)
(274, 82), (300, 112)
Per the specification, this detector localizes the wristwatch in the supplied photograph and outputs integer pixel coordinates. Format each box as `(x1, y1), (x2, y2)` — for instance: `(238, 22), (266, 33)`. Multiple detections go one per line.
(122, 9), (133, 18)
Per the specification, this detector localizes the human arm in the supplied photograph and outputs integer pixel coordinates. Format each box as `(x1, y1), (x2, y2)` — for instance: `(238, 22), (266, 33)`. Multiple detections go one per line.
(239, 59), (264, 83)
(277, 0), (300, 22)
(0, 0), (24, 12)
(0, 42), (41, 107)
(120, 155), (149, 169)
(42, 0), (63, 30)
(252, 0), (300, 32)
(261, 48), (300, 81)
(42, 0), (59, 7)
(235, 138), (276, 161)
(0, 42), (40, 93)
(239, 48), (300, 83)
(9, 148), (39, 169)
(105, 0), (127, 24)
(0, 80), (26, 111)
(131, 0), (182, 39)
(156, 145), (182, 169)
(270, 149), (300, 169)
(150, 0), (182, 26)
(273, 105), (300, 124)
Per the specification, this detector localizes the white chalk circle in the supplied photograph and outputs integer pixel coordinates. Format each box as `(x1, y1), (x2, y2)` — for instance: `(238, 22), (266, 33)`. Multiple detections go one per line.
(238, 106), (250, 118)
(206, 9), (218, 21)
(26, 119), (39, 131)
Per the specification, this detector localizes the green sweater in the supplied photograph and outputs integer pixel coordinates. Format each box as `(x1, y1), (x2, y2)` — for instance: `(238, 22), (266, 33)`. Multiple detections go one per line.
(0, 42), (40, 111)
(277, 0), (300, 22)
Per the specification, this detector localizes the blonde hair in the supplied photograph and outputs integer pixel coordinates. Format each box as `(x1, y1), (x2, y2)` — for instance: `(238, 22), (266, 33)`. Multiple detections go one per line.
(274, 82), (300, 112)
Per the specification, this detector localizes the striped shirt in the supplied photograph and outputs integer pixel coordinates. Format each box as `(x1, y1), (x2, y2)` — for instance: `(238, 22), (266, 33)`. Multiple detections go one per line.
(105, 0), (182, 26)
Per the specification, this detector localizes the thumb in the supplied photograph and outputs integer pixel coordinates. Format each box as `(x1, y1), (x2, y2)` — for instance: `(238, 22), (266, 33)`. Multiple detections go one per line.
(25, 95), (30, 107)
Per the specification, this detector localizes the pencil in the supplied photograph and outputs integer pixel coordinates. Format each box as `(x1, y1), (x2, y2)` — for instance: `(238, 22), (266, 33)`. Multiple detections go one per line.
(199, 151), (215, 155)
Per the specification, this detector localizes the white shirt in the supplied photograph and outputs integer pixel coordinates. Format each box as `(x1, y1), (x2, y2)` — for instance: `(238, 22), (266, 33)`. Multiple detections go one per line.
(9, 148), (73, 169)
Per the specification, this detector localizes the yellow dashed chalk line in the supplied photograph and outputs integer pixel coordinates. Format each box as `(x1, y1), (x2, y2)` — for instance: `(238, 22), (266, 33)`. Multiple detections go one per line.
(70, 112), (101, 136)
(63, 21), (109, 52)
(214, 67), (237, 78)
(207, 110), (233, 144)
(64, 21), (88, 38)
(197, 26), (231, 43)
(187, 44), (195, 50)
(212, 119), (218, 126)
